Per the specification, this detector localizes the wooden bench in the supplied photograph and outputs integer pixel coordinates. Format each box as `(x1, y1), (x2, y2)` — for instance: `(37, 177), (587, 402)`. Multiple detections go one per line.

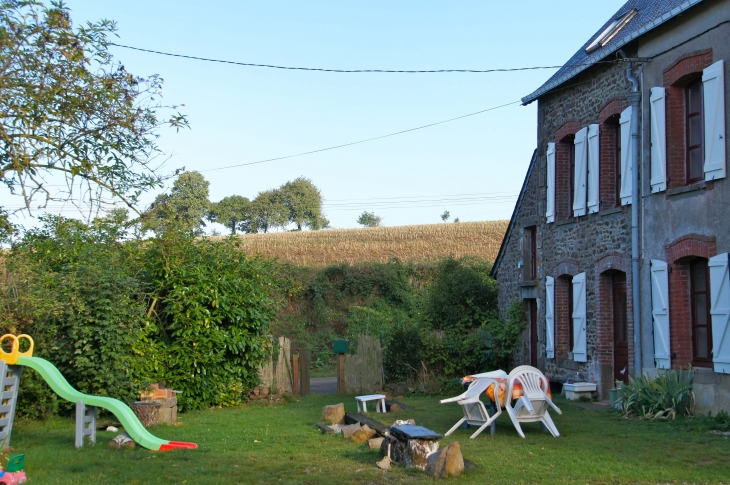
(355, 394), (386, 413)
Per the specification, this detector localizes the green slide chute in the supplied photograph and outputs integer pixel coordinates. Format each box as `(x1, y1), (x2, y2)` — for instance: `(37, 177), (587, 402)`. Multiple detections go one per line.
(17, 356), (196, 451)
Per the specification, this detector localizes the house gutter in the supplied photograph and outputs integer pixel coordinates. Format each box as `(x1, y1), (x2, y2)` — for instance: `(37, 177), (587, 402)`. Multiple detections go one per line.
(625, 63), (642, 378)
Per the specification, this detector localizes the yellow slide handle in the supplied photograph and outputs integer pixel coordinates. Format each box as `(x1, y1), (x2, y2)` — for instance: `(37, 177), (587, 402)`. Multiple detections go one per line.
(0, 334), (35, 364)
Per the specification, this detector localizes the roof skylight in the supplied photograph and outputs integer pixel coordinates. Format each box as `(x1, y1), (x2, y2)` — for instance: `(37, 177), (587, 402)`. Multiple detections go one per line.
(585, 9), (638, 54)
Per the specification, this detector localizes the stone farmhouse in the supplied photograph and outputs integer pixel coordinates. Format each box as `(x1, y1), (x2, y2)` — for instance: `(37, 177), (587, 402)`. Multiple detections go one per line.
(491, 0), (730, 414)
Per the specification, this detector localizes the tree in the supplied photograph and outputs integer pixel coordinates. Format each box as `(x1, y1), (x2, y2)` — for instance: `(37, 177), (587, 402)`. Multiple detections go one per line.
(142, 171), (210, 234)
(280, 177), (325, 231)
(250, 189), (288, 233)
(357, 211), (382, 228)
(441, 211), (450, 222)
(0, 1), (188, 226)
(207, 195), (251, 235)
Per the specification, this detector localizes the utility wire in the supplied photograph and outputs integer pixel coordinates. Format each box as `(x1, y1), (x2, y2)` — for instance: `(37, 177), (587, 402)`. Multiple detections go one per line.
(199, 100), (521, 172)
(111, 43), (583, 73)
(323, 190), (516, 202)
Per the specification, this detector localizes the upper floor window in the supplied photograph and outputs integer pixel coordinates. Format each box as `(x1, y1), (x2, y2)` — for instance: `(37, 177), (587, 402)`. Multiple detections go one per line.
(686, 78), (704, 183)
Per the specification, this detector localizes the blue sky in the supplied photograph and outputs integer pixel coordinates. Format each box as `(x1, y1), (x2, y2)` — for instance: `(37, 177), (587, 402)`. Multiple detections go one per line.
(4, 1), (626, 231)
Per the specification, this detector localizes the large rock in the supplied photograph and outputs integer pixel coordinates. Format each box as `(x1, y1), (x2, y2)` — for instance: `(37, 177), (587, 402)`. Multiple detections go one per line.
(322, 403), (345, 425)
(425, 442), (464, 478)
(341, 422), (361, 438)
(349, 424), (377, 444)
(368, 437), (385, 450)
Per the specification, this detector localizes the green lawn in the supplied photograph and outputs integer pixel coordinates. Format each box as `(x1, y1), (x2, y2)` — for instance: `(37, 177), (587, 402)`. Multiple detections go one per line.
(8, 393), (730, 484)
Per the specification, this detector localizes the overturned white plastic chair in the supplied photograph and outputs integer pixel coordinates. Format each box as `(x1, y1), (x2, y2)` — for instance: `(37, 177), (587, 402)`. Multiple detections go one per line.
(505, 365), (562, 438)
(440, 377), (502, 439)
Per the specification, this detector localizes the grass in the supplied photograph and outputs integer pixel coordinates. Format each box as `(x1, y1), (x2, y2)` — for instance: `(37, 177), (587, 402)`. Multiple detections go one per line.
(213, 220), (509, 267)
(9, 393), (730, 485)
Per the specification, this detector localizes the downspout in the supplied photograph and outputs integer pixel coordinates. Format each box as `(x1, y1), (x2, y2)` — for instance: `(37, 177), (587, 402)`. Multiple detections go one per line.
(625, 63), (642, 377)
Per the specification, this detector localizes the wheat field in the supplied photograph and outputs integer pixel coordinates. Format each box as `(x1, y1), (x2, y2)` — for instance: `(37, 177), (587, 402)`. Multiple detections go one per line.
(217, 220), (509, 267)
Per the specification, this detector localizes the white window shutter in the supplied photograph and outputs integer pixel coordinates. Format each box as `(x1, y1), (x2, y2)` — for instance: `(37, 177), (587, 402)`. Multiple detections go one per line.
(572, 272), (587, 362)
(709, 252), (730, 374)
(703, 60), (726, 181)
(619, 107), (633, 205)
(545, 276), (555, 359)
(546, 143), (556, 223)
(650, 87), (667, 192)
(573, 127), (588, 217)
(650, 260), (671, 369)
(587, 124), (600, 214)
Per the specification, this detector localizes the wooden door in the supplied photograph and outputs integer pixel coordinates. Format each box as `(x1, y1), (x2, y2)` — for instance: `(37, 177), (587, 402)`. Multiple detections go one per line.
(613, 273), (629, 384)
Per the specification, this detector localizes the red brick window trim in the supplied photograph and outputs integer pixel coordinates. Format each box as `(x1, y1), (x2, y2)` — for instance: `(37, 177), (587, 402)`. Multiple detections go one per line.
(663, 49), (713, 189)
(665, 234), (717, 369)
(554, 121), (581, 221)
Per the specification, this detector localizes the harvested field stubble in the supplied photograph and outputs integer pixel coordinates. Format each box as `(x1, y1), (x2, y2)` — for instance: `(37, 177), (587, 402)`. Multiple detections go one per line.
(220, 220), (508, 266)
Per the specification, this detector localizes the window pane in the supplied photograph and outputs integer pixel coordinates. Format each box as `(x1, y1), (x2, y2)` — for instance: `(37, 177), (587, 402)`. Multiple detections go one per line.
(688, 82), (702, 114)
(695, 326), (709, 359)
(694, 294), (708, 326)
(689, 115), (703, 147)
(693, 261), (707, 291)
(689, 148), (703, 180)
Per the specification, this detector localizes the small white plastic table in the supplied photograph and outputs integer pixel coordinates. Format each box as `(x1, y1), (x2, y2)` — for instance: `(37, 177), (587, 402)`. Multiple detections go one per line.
(355, 394), (387, 413)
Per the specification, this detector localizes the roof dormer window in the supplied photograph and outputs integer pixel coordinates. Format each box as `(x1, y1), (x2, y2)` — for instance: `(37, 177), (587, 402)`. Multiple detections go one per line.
(585, 9), (638, 54)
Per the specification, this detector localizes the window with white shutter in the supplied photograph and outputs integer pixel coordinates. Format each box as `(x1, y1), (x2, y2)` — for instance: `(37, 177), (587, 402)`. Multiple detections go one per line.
(619, 107), (633, 205)
(650, 260), (671, 369)
(572, 272), (587, 362)
(650, 87), (667, 192)
(546, 143), (556, 223)
(587, 124), (600, 214)
(546, 276), (555, 359)
(709, 252), (730, 374)
(573, 128), (588, 217)
(703, 60), (726, 181)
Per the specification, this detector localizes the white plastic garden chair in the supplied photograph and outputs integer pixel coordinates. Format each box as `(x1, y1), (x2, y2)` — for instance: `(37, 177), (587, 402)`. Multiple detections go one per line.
(440, 377), (502, 439)
(505, 365), (562, 438)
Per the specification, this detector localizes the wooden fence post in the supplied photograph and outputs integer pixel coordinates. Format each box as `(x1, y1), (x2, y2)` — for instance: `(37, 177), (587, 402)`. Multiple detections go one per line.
(292, 352), (300, 396)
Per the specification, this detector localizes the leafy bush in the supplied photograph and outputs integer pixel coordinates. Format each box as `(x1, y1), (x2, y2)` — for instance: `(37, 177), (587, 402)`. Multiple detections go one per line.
(2, 214), (279, 416)
(618, 368), (695, 419)
(425, 257), (497, 333)
(711, 410), (730, 431)
(134, 231), (278, 410)
(4, 213), (146, 412)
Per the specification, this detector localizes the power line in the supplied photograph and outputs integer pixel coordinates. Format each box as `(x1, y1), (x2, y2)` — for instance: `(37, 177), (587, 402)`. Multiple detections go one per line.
(323, 190), (516, 202)
(325, 200), (517, 211)
(199, 100), (521, 172)
(324, 196), (517, 209)
(111, 43), (576, 74)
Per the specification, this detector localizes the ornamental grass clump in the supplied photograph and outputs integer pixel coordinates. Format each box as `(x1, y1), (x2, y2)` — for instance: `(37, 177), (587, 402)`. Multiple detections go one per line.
(618, 368), (695, 420)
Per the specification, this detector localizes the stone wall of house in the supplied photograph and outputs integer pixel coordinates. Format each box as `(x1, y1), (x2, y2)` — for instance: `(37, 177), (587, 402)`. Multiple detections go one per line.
(496, 57), (638, 397)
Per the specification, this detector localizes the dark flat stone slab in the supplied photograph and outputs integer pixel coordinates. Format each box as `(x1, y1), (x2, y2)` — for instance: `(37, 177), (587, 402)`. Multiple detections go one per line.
(344, 413), (389, 436)
(390, 424), (442, 441)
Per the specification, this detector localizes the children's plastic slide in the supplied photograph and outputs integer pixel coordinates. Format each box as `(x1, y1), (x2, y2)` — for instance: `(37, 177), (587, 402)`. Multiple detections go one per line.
(1, 334), (197, 451)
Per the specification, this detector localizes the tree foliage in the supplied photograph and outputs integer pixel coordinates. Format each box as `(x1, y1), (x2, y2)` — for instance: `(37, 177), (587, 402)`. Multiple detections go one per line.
(207, 195), (251, 235)
(250, 189), (289, 233)
(142, 171), (210, 234)
(0, 0), (187, 221)
(357, 211), (382, 228)
(280, 177), (324, 231)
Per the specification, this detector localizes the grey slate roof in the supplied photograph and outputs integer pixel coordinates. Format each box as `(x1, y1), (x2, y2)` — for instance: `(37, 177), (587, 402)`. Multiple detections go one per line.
(521, 0), (705, 105)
